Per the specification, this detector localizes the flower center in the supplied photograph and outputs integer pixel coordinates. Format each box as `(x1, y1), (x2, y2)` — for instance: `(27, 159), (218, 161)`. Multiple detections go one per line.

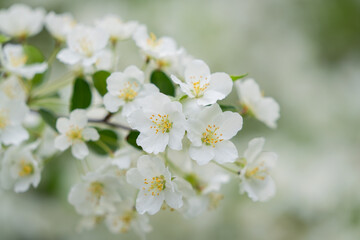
(0, 110), (9, 129)
(18, 160), (34, 177)
(189, 75), (209, 97)
(147, 32), (162, 48)
(245, 163), (267, 180)
(150, 114), (173, 134)
(9, 53), (27, 68)
(143, 175), (166, 196)
(120, 211), (134, 233)
(66, 126), (83, 140)
(118, 81), (138, 102)
(88, 181), (105, 198)
(201, 124), (223, 147)
(78, 37), (93, 57)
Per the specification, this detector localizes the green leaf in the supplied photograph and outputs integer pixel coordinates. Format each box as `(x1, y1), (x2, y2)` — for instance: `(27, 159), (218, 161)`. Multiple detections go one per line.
(219, 104), (238, 112)
(70, 77), (92, 111)
(38, 108), (58, 131)
(23, 45), (44, 64)
(88, 129), (119, 155)
(150, 70), (175, 97)
(230, 73), (248, 81)
(0, 34), (10, 44)
(178, 94), (188, 101)
(126, 130), (142, 150)
(93, 70), (110, 96)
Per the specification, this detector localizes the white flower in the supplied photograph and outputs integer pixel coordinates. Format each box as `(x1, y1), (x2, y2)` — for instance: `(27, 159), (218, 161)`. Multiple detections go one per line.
(94, 14), (138, 43)
(1, 44), (48, 79)
(54, 109), (100, 160)
(68, 171), (122, 216)
(171, 59), (233, 106)
(127, 92), (186, 154)
(235, 78), (280, 128)
(105, 201), (152, 239)
(94, 49), (114, 71)
(239, 137), (277, 202)
(103, 65), (159, 116)
(57, 25), (109, 67)
(0, 143), (41, 193)
(45, 12), (76, 42)
(126, 155), (183, 215)
(0, 4), (45, 38)
(133, 25), (178, 60)
(0, 92), (29, 146)
(186, 104), (243, 165)
(0, 75), (26, 101)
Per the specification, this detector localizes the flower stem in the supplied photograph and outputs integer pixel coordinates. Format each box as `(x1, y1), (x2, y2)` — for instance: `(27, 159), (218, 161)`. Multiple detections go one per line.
(213, 161), (240, 175)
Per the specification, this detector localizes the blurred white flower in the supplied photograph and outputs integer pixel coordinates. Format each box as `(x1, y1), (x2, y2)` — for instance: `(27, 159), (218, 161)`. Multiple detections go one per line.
(186, 104), (242, 165)
(1, 44), (48, 79)
(127, 92), (186, 154)
(239, 137), (277, 202)
(54, 109), (99, 160)
(0, 4), (45, 38)
(235, 78), (280, 128)
(0, 91), (29, 146)
(133, 25), (178, 60)
(95, 14), (138, 43)
(0, 75), (26, 101)
(126, 155), (183, 215)
(57, 25), (109, 67)
(171, 59), (233, 106)
(105, 201), (152, 239)
(94, 49), (114, 71)
(45, 12), (76, 42)
(0, 142), (41, 193)
(103, 65), (159, 116)
(68, 170), (122, 216)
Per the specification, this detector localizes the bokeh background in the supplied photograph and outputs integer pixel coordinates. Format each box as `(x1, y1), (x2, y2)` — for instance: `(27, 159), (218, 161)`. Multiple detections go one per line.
(0, 0), (360, 239)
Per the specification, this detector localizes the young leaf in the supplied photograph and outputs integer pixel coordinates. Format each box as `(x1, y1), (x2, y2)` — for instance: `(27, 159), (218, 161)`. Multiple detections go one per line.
(126, 130), (142, 150)
(150, 70), (175, 97)
(70, 77), (92, 111)
(38, 108), (58, 131)
(23, 45), (44, 64)
(0, 34), (10, 44)
(93, 70), (110, 96)
(219, 104), (238, 112)
(230, 73), (248, 81)
(87, 129), (120, 155)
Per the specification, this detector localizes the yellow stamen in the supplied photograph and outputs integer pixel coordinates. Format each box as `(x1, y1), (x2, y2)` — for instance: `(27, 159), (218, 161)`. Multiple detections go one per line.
(201, 124), (223, 147)
(66, 126), (83, 140)
(143, 175), (166, 197)
(118, 81), (138, 102)
(9, 53), (27, 68)
(149, 114), (173, 134)
(88, 182), (104, 198)
(18, 160), (34, 177)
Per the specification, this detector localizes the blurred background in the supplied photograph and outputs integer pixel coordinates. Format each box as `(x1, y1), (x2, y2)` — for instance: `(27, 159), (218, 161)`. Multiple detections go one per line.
(0, 0), (360, 239)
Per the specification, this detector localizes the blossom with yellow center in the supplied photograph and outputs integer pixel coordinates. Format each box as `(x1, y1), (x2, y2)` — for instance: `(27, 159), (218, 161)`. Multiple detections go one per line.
(88, 181), (105, 198)
(9, 53), (27, 68)
(201, 124), (223, 147)
(66, 126), (83, 140)
(118, 81), (138, 102)
(146, 32), (162, 48)
(142, 175), (166, 196)
(189, 76), (210, 97)
(18, 159), (34, 177)
(0, 110), (9, 129)
(149, 114), (173, 134)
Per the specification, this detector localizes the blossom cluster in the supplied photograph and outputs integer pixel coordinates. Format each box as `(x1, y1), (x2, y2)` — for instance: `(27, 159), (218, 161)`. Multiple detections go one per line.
(0, 4), (280, 238)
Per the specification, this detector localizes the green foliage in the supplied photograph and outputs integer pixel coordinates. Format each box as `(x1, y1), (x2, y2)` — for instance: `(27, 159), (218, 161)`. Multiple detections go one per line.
(219, 104), (238, 112)
(150, 70), (175, 96)
(93, 70), (110, 96)
(38, 108), (58, 132)
(126, 130), (142, 150)
(0, 34), (10, 44)
(70, 78), (92, 111)
(230, 73), (248, 81)
(23, 45), (44, 64)
(88, 129), (120, 155)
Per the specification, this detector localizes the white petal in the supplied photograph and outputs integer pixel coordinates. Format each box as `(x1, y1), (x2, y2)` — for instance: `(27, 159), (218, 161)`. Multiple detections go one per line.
(71, 141), (89, 159)
(170, 75), (195, 98)
(240, 176), (276, 202)
(208, 72), (233, 98)
(253, 97), (280, 129)
(136, 190), (164, 215)
(244, 138), (265, 163)
(255, 152), (277, 170)
(164, 189), (183, 209)
(213, 140), (238, 164)
(196, 90), (224, 105)
(124, 65), (144, 84)
(103, 93), (124, 113)
(70, 109), (88, 128)
(137, 155), (166, 178)
(54, 134), (71, 151)
(127, 110), (152, 133)
(56, 117), (70, 134)
(189, 144), (215, 165)
(1, 125), (29, 145)
(213, 111), (243, 139)
(136, 132), (169, 154)
(82, 127), (99, 141)
(57, 48), (82, 65)
(185, 59), (210, 84)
